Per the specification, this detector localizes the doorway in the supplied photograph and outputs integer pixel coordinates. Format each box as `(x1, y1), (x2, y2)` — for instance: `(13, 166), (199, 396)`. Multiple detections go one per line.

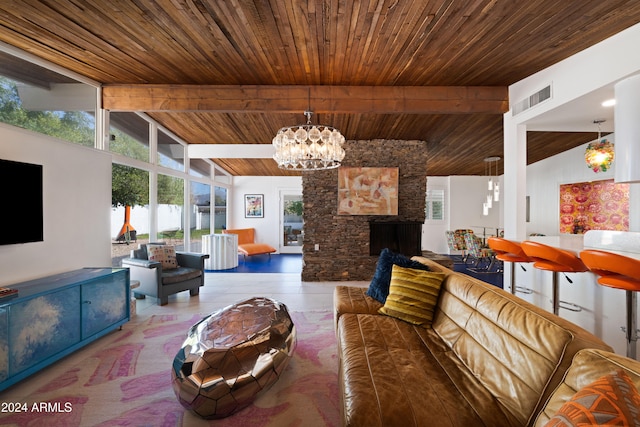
(279, 189), (303, 254)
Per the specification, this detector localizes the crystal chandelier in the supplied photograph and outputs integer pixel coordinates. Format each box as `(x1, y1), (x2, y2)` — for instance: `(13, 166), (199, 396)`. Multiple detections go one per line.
(272, 110), (346, 170)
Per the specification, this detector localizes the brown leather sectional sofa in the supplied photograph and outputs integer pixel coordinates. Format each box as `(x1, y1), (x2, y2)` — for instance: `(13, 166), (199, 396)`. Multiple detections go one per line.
(334, 257), (640, 426)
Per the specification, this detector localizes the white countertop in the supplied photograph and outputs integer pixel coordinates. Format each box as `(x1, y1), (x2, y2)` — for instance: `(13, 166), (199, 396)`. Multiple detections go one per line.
(525, 231), (640, 260)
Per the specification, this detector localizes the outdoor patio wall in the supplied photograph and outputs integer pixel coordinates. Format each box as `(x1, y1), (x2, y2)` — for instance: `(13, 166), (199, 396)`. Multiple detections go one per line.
(0, 123), (112, 286)
(301, 139), (428, 281)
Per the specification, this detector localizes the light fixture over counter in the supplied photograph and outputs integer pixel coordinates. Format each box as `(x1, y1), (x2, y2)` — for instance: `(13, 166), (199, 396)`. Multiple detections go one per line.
(482, 156), (500, 216)
(272, 110), (345, 171)
(585, 119), (614, 173)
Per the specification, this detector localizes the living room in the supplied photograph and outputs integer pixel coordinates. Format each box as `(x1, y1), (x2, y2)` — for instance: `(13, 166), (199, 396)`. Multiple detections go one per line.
(2, 3), (640, 426)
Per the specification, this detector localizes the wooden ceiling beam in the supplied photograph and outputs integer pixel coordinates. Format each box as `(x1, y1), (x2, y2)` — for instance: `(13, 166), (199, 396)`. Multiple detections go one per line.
(103, 84), (508, 114)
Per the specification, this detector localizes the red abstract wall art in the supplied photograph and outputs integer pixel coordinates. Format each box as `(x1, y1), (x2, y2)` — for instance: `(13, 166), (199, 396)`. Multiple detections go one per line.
(559, 179), (629, 234)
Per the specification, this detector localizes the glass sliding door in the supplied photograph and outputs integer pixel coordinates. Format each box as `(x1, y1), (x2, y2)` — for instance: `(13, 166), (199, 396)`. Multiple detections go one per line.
(280, 190), (303, 254)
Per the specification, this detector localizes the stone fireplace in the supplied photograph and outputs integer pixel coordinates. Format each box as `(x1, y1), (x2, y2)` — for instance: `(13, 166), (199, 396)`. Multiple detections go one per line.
(301, 139), (428, 281)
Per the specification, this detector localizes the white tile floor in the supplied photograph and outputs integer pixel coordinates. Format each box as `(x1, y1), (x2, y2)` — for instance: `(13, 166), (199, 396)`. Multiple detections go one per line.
(134, 272), (369, 318)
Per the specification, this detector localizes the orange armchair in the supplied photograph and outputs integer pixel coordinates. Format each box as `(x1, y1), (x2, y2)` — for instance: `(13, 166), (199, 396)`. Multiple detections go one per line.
(222, 228), (276, 259)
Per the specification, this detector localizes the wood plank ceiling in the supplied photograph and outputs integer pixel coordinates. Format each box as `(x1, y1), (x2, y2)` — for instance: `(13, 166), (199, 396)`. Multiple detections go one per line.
(0, 1), (639, 176)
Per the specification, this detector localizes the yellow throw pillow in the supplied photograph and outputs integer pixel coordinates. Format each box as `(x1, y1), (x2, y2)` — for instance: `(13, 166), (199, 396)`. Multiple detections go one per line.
(378, 265), (445, 326)
(147, 244), (178, 270)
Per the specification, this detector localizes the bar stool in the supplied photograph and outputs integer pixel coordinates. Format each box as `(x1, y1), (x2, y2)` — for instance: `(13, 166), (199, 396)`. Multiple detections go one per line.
(521, 241), (588, 315)
(487, 237), (533, 295)
(580, 250), (640, 359)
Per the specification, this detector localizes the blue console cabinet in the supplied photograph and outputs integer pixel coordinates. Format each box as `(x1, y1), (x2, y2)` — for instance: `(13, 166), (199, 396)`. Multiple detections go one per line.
(0, 268), (130, 391)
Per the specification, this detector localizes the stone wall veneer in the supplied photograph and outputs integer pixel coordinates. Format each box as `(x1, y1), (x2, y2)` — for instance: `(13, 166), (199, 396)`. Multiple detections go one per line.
(301, 139), (428, 281)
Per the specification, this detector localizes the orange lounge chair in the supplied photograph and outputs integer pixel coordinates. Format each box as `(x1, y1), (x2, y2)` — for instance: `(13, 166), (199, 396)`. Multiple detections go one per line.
(222, 228), (277, 259)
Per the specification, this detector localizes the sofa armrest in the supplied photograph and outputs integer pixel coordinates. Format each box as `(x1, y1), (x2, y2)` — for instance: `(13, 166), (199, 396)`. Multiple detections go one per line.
(121, 257), (161, 269)
(176, 252), (209, 269)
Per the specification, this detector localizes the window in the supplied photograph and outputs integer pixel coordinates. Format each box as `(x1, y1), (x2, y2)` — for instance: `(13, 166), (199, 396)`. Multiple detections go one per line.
(189, 181), (210, 252)
(190, 158), (211, 178)
(0, 53), (96, 148)
(158, 174), (184, 249)
(111, 164), (149, 266)
(109, 112), (150, 162)
(425, 188), (445, 221)
(214, 186), (228, 231)
(158, 129), (184, 171)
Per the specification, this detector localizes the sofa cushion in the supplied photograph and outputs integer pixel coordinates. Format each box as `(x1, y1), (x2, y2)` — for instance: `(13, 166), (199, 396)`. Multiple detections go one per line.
(366, 248), (430, 303)
(337, 313), (517, 426)
(544, 369), (640, 426)
(161, 266), (202, 285)
(431, 273), (614, 426)
(147, 244), (178, 270)
(534, 348), (640, 426)
(378, 265), (445, 326)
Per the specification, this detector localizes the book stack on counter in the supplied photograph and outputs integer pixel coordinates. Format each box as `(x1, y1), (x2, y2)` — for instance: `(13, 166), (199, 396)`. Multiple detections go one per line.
(0, 287), (18, 299)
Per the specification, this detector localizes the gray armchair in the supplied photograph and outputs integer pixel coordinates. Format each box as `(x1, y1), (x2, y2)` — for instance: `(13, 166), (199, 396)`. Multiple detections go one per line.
(121, 243), (209, 306)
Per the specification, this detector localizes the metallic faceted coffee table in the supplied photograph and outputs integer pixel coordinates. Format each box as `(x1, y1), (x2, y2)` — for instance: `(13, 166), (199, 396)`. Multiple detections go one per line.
(171, 297), (296, 419)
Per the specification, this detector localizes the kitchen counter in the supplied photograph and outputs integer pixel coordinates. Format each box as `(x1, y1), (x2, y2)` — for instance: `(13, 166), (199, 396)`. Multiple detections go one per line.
(525, 230), (640, 260)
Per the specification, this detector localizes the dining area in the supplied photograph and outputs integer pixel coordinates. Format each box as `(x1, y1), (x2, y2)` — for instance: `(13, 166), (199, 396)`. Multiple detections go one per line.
(445, 227), (502, 272)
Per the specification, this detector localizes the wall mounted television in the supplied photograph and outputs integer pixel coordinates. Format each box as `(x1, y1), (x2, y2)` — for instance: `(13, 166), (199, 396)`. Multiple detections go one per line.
(0, 158), (44, 245)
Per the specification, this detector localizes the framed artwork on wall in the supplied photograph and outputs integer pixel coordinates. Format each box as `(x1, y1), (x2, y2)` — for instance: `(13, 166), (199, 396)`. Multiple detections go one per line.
(559, 179), (629, 234)
(338, 167), (399, 215)
(244, 194), (264, 218)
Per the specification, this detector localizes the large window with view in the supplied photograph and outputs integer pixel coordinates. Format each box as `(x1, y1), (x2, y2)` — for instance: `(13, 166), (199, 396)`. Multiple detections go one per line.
(158, 174), (185, 250)
(111, 164), (150, 266)
(109, 112), (150, 162)
(189, 181), (211, 252)
(215, 186), (228, 232)
(158, 129), (184, 171)
(0, 53), (96, 147)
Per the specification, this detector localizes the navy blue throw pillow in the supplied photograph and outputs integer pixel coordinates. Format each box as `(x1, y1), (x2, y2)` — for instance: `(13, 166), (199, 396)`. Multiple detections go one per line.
(366, 248), (431, 303)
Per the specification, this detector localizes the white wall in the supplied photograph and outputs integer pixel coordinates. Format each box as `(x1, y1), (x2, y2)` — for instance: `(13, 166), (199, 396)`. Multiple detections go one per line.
(0, 123), (112, 285)
(229, 176), (302, 252)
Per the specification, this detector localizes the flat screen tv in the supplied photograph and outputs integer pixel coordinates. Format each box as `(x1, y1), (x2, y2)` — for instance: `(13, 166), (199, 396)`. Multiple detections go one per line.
(0, 158), (44, 245)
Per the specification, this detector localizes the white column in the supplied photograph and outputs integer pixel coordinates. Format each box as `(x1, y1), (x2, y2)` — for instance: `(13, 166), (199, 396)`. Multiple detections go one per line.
(614, 73), (640, 184)
(503, 112), (528, 241)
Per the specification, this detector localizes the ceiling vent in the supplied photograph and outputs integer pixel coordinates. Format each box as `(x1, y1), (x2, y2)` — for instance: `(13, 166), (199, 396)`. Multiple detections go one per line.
(513, 84), (551, 115)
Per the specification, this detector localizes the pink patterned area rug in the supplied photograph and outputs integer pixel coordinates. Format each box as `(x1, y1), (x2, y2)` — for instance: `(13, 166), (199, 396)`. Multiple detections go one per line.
(0, 310), (340, 427)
